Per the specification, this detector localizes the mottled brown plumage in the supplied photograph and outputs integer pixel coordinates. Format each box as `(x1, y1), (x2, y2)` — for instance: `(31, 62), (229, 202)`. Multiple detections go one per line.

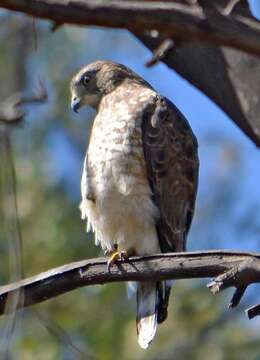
(70, 61), (199, 348)
(142, 95), (199, 322)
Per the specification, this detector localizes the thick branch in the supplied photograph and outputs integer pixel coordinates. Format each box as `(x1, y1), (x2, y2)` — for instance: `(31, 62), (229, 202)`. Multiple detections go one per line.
(2, 0), (260, 57)
(1, 250), (260, 315)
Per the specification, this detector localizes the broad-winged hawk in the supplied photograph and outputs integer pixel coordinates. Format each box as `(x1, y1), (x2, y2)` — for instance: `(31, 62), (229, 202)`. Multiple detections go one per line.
(70, 61), (199, 349)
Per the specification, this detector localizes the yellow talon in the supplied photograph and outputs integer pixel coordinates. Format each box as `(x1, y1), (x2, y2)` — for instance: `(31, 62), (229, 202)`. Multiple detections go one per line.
(106, 246), (128, 270)
(107, 251), (121, 270)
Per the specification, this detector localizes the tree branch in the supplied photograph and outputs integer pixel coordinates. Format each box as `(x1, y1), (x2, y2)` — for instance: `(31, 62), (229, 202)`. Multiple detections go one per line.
(1, 250), (260, 317)
(0, 81), (47, 125)
(1, 0), (260, 57)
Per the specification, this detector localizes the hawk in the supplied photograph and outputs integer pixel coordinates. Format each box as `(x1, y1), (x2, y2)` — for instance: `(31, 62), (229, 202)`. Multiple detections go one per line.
(70, 61), (199, 349)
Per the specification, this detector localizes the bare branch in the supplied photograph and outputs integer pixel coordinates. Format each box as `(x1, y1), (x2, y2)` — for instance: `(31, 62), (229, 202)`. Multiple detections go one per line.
(1, 250), (260, 316)
(222, 0), (241, 16)
(145, 38), (176, 67)
(134, 2), (260, 149)
(0, 81), (47, 125)
(1, 0), (260, 57)
(228, 286), (247, 308)
(247, 304), (260, 319)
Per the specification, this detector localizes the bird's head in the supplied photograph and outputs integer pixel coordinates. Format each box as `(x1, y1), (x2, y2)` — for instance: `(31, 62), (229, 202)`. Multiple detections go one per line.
(70, 60), (149, 112)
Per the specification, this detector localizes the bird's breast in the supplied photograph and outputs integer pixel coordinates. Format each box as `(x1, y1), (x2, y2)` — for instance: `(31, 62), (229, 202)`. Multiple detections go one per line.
(80, 86), (160, 253)
(87, 107), (149, 197)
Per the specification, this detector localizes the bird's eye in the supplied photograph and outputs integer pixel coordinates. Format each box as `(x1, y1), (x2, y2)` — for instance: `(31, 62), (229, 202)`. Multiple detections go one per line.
(82, 75), (91, 86)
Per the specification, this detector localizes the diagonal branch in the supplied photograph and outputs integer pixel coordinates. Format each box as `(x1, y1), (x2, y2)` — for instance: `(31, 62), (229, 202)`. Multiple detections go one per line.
(1, 250), (260, 317)
(1, 0), (260, 57)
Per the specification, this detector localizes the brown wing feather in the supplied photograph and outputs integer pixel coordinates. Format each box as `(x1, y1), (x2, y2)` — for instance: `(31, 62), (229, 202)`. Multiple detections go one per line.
(142, 95), (199, 324)
(142, 95), (199, 253)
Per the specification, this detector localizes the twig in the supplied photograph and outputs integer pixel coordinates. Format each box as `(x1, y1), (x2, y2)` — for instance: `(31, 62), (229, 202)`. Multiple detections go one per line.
(1, 250), (260, 316)
(50, 21), (63, 32)
(1, 0), (260, 57)
(246, 304), (260, 319)
(146, 38), (175, 67)
(0, 81), (47, 354)
(222, 0), (241, 16)
(0, 120), (24, 357)
(32, 18), (38, 51)
(228, 286), (246, 308)
(0, 81), (47, 125)
(0, 121), (26, 356)
(33, 309), (94, 359)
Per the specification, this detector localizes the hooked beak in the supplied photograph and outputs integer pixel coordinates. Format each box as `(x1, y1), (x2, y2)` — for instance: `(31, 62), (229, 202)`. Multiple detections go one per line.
(71, 97), (81, 113)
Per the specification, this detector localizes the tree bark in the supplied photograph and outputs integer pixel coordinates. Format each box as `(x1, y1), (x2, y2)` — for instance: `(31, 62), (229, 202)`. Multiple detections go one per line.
(1, 250), (260, 316)
(1, 0), (260, 57)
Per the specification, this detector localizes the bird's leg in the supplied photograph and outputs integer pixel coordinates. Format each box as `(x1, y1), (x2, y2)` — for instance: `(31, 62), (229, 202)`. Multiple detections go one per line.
(106, 244), (128, 270)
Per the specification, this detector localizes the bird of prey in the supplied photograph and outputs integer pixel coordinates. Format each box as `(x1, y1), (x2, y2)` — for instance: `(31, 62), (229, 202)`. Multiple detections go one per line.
(70, 61), (199, 349)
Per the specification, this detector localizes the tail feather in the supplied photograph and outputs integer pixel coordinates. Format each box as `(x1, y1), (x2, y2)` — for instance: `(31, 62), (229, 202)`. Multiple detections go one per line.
(136, 280), (172, 348)
(136, 282), (158, 349)
(157, 280), (172, 324)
